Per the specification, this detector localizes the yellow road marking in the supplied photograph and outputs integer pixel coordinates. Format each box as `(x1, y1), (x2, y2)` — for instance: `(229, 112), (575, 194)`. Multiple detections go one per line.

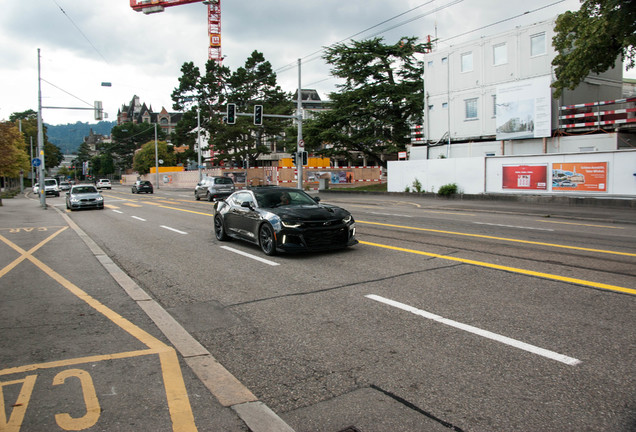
(536, 219), (625, 229)
(156, 205), (214, 217)
(357, 220), (636, 257)
(123, 202), (143, 207)
(0, 229), (197, 431)
(360, 240), (636, 296)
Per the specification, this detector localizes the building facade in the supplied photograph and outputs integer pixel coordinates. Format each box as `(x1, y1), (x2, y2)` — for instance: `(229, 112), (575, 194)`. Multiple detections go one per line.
(418, 17), (626, 159)
(117, 95), (182, 136)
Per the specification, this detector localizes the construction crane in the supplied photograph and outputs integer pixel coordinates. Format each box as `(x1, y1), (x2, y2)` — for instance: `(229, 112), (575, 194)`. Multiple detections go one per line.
(129, 0), (222, 63)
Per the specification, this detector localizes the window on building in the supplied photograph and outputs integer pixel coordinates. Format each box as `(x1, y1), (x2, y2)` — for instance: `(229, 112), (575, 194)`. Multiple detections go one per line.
(442, 102), (448, 109)
(465, 98), (478, 119)
(492, 95), (497, 116)
(531, 32), (546, 56)
(427, 60), (433, 68)
(493, 43), (507, 65)
(461, 52), (473, 72)
(428, 104), (434, 111)
(441, 57), (448, 65)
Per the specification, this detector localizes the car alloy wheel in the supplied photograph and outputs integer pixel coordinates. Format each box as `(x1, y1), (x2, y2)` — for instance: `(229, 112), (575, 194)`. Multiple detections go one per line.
(259, 223), (276, 256)
(207, 192), (213, 202)
(214, 215), (228, 241)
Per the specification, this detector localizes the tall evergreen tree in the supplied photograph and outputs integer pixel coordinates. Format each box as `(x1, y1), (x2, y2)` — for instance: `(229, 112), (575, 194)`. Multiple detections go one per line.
(305, 37), (431, 167)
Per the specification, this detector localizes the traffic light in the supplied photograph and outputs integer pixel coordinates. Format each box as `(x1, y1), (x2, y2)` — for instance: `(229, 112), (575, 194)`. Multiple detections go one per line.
(226, 103), (236, 124)
(295, 151), (308, 166)
(254, 105), (263, 125)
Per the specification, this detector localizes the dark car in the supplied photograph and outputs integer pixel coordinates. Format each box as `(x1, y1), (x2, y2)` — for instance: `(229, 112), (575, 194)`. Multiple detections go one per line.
(66, 184), (104, 211)
(194, 176), (235, 201)
(214, 186), (357, 255)
(132, 180), (153, 194)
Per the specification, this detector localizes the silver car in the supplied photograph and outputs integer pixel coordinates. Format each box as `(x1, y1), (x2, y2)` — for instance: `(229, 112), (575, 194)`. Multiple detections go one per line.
(194, 176), (235, 201)
(66, 184), (104, 211)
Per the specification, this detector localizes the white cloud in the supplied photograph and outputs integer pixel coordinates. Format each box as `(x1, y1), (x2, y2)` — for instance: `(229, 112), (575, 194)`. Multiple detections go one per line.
(3, 0), (628, 127)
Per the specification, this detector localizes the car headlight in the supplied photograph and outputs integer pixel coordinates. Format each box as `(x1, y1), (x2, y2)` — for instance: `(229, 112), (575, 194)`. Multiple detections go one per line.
(281, 220), (301, 228)
(70, 197), (80, 203)
(96, 196), (104, 201)
(342, 215), (352, 224)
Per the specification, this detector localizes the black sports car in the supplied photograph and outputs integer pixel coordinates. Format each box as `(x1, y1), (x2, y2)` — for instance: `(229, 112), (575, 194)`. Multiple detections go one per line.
(214, 186), (357, 255)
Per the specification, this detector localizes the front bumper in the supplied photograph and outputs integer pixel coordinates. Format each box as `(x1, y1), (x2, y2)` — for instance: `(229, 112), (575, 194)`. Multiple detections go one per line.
(275, 222), (357, 253)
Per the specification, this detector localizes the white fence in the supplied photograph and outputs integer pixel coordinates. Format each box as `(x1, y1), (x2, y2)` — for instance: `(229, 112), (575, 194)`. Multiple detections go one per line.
(388, 149), (636, 197)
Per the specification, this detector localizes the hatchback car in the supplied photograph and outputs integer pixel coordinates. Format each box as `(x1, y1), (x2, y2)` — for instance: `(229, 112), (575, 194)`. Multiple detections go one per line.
(96, 179), (112, 189)
(132, 180), (153, 194)
(66, 184), (104, 211)
(59, 181), (71, 191)
(214, 186), (357, 255)
(194, 176), (235, 201)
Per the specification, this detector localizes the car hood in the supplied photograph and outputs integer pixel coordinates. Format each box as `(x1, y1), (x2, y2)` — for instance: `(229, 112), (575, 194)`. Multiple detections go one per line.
(269, 204), (349, 221)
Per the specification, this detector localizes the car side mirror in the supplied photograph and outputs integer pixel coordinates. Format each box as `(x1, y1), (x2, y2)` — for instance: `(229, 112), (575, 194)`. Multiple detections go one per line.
(313, 196), (321, 203)
(241, 201), (253, 209)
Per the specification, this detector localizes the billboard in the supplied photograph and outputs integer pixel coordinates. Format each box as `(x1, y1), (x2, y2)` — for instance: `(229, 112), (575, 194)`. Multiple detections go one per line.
(552, 162), (607, 192)
(502, 165), (547, 190)
(496, 76), (551, 140)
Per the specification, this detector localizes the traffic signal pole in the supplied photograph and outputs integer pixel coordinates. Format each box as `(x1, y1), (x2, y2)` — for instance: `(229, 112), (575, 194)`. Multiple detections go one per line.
(296, 58), (303, 190)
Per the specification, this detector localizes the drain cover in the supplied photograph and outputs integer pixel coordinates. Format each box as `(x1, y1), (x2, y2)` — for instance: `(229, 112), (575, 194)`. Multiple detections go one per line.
(337, 427), (362, 432)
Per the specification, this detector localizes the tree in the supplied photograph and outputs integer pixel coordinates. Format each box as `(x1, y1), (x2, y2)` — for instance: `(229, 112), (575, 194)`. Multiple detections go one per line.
(0, 122), (30, 178)
(552, 0), (636, 98)
(9, 110), (63, 170)
(171, 51), (293, 167)
(305, 37), (431, 167)
(133, 140), (176, 175)
(110, 122), (164, 171)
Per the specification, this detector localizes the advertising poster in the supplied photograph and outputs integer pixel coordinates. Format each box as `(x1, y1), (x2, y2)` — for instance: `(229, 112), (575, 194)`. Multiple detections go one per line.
(552, 162), (607, 192)
(502, 165), (547, 190)
(496, 76), (552, 140)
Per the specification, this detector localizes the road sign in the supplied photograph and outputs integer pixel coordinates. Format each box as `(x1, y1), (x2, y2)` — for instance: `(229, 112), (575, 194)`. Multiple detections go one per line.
(32, 158), (41, 167)
(298, 139), (304, 149)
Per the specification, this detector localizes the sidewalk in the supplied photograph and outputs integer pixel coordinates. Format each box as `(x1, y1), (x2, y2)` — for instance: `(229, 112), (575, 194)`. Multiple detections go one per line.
(0, 195), (292, 432)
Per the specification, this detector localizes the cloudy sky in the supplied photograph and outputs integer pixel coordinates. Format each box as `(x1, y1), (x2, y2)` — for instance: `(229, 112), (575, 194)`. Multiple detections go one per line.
(1, 0), (630, 126)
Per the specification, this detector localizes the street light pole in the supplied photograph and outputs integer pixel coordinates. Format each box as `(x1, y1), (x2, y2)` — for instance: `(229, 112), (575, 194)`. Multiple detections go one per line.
(154, 123), (159, 189)
(197, 105), (202, 181)
(37, 48), (47, 209)
(296, 58), (303, 190)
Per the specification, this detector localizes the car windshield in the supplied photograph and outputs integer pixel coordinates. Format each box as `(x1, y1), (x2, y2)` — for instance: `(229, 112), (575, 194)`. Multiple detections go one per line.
(73, 186), (97, 194)
(214, 177), (233, 185)
(254, 189), (317, 208)
(45, 180), (56, 186)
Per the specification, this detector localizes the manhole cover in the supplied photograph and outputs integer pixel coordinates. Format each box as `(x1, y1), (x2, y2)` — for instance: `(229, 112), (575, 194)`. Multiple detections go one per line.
(337, 427), (362, 432)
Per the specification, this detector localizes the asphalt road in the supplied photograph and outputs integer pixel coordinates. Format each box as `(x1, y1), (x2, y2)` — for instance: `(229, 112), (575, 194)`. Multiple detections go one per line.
(4, 185), (635, 432)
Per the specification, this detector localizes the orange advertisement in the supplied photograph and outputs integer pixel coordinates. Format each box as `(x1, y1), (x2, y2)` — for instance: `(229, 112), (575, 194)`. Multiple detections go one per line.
(552, 162), (607, 192)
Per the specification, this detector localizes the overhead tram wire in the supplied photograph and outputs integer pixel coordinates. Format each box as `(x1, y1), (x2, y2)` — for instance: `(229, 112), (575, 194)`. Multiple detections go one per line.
(273, 0), (463, 77)
(51, 0), (109, 64)
(283, 0), (570, 90)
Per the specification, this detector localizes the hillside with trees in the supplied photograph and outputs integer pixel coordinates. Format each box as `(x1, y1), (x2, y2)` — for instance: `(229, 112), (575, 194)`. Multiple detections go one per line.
(45, 121), (116, 154)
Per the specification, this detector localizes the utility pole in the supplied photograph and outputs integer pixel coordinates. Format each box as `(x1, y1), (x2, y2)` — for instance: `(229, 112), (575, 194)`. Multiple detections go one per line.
(154, 123), (160, 189)
(37, 49), (47, 209)
(296, 58), (304, 190)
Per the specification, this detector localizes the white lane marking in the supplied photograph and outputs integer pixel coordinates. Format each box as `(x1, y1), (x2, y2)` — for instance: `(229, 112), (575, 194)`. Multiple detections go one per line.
(369, 212), (413, 218)
(365, 294), (581, 366)
(161, 225), (188, 235)
(112, 210), (123, 214)
(132, 216), (146, 221)
(220, 246), (280, 266)
(473, 222), (554, 231)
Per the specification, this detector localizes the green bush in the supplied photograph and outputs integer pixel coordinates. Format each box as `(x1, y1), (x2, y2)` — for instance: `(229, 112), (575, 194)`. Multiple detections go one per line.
(412, 178), (423, 193)
(438, 183), (458, 197)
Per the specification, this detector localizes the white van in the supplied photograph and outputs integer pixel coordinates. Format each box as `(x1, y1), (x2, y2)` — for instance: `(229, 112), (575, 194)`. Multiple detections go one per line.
(40, 178), (60, 197)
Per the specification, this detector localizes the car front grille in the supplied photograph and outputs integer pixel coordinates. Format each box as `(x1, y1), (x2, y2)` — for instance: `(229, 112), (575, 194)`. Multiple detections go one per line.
(303, 226), (349, 248)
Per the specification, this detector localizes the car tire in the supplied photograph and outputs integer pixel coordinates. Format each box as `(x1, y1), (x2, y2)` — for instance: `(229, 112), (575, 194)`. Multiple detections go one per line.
(214, 215), (229, 241)
(195, 192), (200, 201)
(207, 192), (213, 202)
(132, 189), (136, 193)
(259, 223), (277, 256)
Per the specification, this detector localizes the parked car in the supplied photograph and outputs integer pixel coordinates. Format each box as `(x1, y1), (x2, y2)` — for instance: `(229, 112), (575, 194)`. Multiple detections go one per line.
(66, 184), (104, 211)
(132, 180), (153, 194)
(194, 176), (235, 201)
(96, 179), (112, 189)
(59, 181), (71, 191)
(40, 178), (60, 197)
(32, 182), (39, 194)
(214, 186), (357, 256)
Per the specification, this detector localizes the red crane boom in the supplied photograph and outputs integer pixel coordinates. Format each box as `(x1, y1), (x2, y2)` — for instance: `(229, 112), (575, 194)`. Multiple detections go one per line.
(130, 0), (222, 63)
